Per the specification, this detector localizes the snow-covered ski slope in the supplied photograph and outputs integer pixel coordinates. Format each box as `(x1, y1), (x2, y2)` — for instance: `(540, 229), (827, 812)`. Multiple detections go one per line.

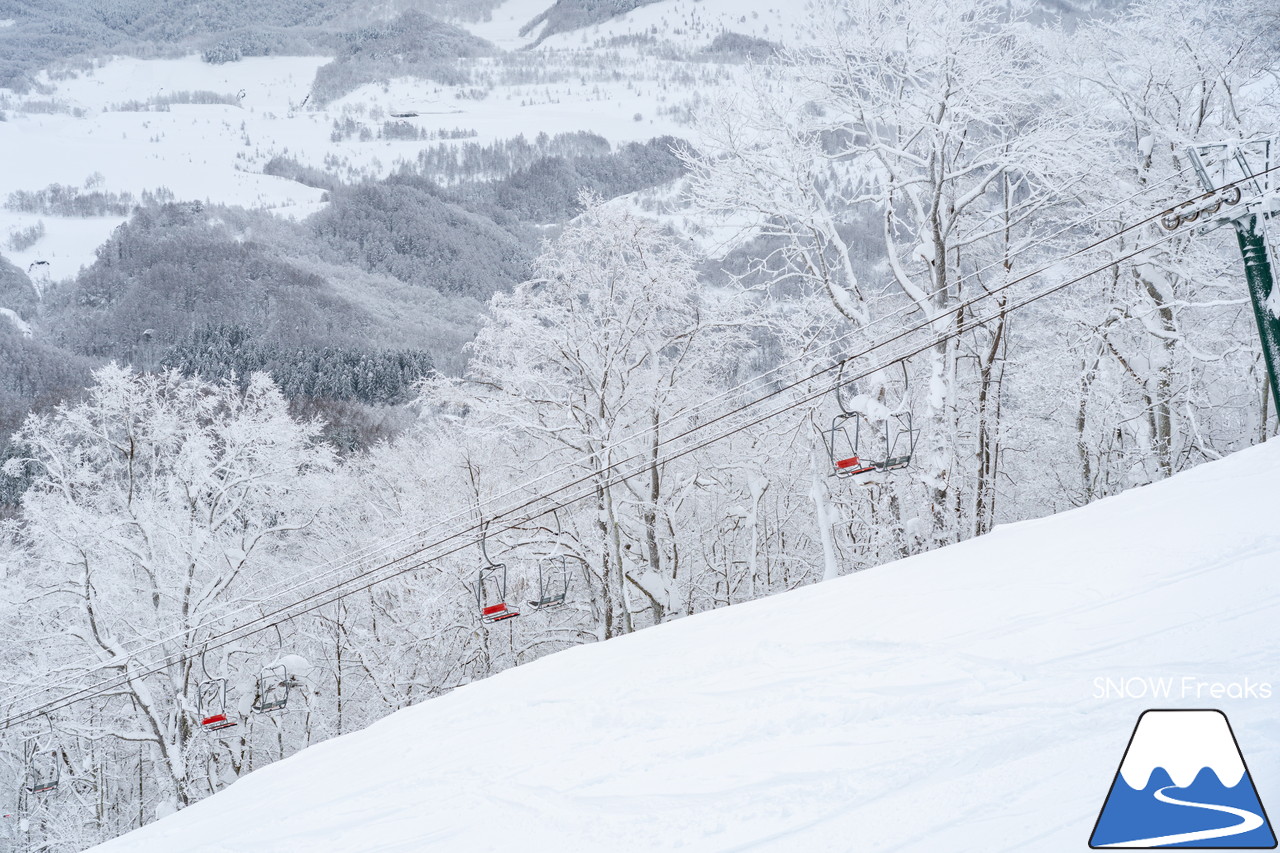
(90, 441), (1280, 852)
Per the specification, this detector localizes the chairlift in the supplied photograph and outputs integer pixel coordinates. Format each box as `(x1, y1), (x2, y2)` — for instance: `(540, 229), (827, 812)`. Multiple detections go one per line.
(528, 509), (571, 610)
(23, 717), (60, 795)
(196, 647), (238, 732)
(251, 663), (300, 714)
(477, 521), (519, 624)
(825, 360), (919, 477)
(199, 680), (237, 731)
(827, 413), (877, 475)
(529, 556), (570, 610)
(875, 411), (918, 471)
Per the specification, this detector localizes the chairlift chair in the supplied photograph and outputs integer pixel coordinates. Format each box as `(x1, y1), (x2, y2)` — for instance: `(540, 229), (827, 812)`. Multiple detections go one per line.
(825, 360), (920, 477)
(197, 648), (238, 731)
(826, 359), (877, 477)
(528, 509), (572, 610)
(26, 754), (59, 795)
(24, 718), (60, 795)
(251, 664), (297, 713)
(826, 413), (877, 476)
(528, 555), (570, 610)
(477, 562), (520, 623)
(874, 412), (919, 471)
(477, 521), (520, 624)
(198, 677), (237, 732)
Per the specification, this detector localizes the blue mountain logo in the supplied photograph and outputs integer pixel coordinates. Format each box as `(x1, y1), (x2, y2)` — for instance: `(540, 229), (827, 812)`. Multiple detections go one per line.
(1091, 709), (1276, 848)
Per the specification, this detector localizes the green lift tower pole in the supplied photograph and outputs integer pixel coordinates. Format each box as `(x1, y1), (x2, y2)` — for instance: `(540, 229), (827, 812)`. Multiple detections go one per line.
(1233, 213), (1280, 416)
(1189, 140), (1280, 419)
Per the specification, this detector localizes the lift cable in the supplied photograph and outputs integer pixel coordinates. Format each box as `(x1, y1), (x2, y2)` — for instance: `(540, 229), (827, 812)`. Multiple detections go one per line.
(0, 196), (1240, 730)
(0, 164), (1210, 715)
(2, 168), (1270, 729)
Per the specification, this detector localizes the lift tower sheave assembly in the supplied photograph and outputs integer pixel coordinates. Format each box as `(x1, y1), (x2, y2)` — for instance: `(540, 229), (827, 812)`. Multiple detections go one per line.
(1188, 139), (1280, 414)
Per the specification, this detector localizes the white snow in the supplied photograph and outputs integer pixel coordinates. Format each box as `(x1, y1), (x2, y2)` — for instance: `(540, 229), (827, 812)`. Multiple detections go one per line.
(0, 2), (815, 280)
(267, 654), (316, 681)
(0, 216), (124, 283)
(1118, 710), (1246, 790)
(536, 0), (822, 50)
(0, 56), (331, 279)
(0, 48), (726, 276)
(87, 439), (1280, 852)
(463, 0), (555, 49)
(0, 307), (31, 338)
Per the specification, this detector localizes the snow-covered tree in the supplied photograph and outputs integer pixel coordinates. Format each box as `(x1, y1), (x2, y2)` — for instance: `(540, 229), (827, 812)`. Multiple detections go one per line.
(453, 194), (752, 636)
(686, 0), (1082, 545)
(1048, 0), (1276, 498)
(2, 366), (333, 816)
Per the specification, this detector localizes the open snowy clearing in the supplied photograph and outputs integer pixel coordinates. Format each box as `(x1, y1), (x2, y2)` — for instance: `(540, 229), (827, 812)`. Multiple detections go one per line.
(465, 0), (554, 49)
(0, 56), (332, 280)
(88, 440), (1280, 852)
(0, 0), (802, 281)
(0, 43), (730, 281)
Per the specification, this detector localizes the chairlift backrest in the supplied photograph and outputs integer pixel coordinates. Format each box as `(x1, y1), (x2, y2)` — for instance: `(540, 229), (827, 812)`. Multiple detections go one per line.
(23, 733), (60, 794)
(477, 562), (519, 623)
(198, 678), (238, 731)
(251, 664), (292, 713)
(529, 555), (570, 609)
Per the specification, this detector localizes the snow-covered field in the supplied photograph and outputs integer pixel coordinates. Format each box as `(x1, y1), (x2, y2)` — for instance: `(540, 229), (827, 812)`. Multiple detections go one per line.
(468, 0), (556, 48)
(1, 0), (774, 282)
(87, 438), (1280, 852)
(0, 56), (332, 280)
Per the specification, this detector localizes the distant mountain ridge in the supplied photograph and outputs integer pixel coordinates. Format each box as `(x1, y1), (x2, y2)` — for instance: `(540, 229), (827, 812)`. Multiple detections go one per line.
(518, 0), (665, 45)
(310, 10), (495, 103)
(0, 0), (501, 91)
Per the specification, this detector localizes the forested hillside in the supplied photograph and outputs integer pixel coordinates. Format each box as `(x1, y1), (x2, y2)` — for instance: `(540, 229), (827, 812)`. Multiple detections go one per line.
(309, 11), (495, 104)
(520, 0), (665, 44)
(0, 0), (507, 91)
(0, 130), (688, 463)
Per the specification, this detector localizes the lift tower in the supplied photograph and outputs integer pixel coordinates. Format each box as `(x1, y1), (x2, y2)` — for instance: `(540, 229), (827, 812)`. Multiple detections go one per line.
(1187, 139), (1280, 417)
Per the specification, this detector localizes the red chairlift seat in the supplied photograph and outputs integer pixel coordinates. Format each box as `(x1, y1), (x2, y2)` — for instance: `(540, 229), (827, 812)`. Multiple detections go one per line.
(477, 529), (521, 626)
(835, 455), (876, 475)
(198, 675), (242, 729)
(28, 780), (57, 795)
(200, 713), (237, 732)
(481, 602), (520, 623)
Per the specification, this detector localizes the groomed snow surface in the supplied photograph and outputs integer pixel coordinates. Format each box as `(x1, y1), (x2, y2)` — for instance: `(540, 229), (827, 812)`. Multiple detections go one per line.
(90, 441), (1280, 852)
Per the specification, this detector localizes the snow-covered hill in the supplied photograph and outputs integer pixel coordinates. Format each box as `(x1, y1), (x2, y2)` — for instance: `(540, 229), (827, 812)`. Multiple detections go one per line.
(88, 441), (1280, 852)
(0, 0), (817, 283)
